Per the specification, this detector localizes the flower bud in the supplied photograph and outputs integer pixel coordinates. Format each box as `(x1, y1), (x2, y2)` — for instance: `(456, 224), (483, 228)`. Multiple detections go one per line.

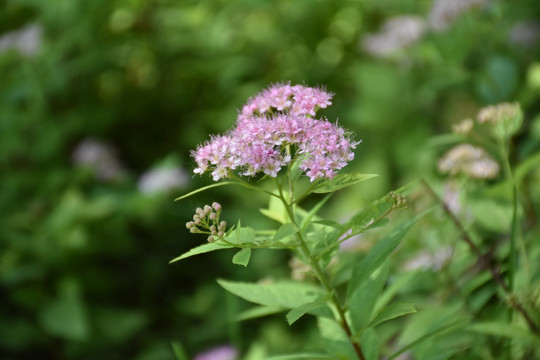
(193, 214), (200, 221)
(207, 235), (215, 242)
(190, 227), (197, 233)
(196, 207), (203, 215)
(209, 212), (217, 220)
(212, 202), (221, 211)
(186, 222), (193, 229)
(218, 231), (224, 238)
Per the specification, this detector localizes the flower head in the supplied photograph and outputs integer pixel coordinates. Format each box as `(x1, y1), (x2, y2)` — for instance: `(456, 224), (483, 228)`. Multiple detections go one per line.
(477, 102), (523, 139)
(192, 83), (358, 182)
(438, 144), (499, 179)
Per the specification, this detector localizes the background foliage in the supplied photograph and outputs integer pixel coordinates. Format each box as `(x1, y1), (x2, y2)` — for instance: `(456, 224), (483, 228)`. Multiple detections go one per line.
(1, 0), (540, 359)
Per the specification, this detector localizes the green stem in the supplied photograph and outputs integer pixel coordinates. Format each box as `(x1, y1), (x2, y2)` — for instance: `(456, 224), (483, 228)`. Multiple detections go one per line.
(273, 178), (366, 360)
(499, 142), (517, 294)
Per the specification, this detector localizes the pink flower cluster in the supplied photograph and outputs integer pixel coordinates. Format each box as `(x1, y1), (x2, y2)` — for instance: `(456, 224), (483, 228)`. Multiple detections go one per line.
(192, 83), (358, 182)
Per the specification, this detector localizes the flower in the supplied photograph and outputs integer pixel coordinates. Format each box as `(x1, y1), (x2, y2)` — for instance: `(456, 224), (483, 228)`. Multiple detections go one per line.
(428, 0), (488, 32)
(509, 21), (539, 48)
(192, 83), (358, 182)
(137, 167), (189, 194)
(476, 102), (523, 139)
(451, 118), (474, 134)
(72, 138), (125, 181)
(361, 16), (426, 58)
(438, 144), (499, 179)
(0, 23), (42, 57)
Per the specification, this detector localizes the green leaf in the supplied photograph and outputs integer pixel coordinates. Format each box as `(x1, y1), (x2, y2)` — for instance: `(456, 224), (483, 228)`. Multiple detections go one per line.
(313, 173), (378, 193)
(227, 226), (256, 245)
(467, 322), (539, 345)
(266, 354), (334, 360)
(369, 301), (417, 327)
(273, 223), (299, 242)
(310, 220), (343, 229)
(300, 193), (333, 231)
(217, 279), (324, 309)
(318, 317), (358, 360)
(38, 279), (89, 341)
(169, 241), (230, 263)
(347, 210), (429, 296)
(388, 318), (469, 360)
(349, 261), (389, 333)
(174, 181), (237, 201)
(235, 306), (285, 321)
(286, 291), (334, 325)
(515, 150), (540, 185)
(361, 328), (380, 360)
(171, 341), (189, 360)
(232, 248), (251, 267)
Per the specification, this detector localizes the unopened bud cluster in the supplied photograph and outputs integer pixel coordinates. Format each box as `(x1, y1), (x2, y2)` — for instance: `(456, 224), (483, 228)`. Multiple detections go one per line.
(389, 191), (408, 209)
(186, 202), (227, 242)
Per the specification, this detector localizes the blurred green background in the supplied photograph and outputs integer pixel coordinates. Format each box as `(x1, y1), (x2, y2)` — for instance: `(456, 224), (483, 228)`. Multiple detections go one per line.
(1, 0), (540, 359)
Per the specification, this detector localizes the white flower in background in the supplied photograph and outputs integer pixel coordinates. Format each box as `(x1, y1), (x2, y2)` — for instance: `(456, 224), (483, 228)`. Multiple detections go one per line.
(72, 138), (125, 181)
(403, 246), (453, 271)
(137, 166), (189, 195)
(428, 0), (488, 32)
(0, 23), (42, 57)
(438, 144), (499, 179)
(362, 16), (426, 58)
(509, 21), (539, 48)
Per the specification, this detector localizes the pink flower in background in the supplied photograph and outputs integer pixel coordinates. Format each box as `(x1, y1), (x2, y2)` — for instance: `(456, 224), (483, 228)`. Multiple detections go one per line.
(72, 138), (125, 181)
(192, 83), (358, 182)
(194, 345), (238, 360)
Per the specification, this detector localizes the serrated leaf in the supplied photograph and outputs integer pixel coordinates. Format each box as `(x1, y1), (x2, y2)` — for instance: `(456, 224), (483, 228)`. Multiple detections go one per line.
(273, 223), (298, 242)
(347, 210), (430, 296)
(175, 182), (237, 201)
(369, 301), (416, 327)
(318, 317), (358, 360)
(218, 279), (324, 309)
(388, 318), (469, 360)
(310, 220), (343, 229)
(235, 306), (285, 321)
(313, 173), (378, 193)
(232, 248), (251, 267)
(225, 226), (256, 245)
(286, 291), (334, 325)
(349, 261), (389, 333)
(169, 242), (230, 263)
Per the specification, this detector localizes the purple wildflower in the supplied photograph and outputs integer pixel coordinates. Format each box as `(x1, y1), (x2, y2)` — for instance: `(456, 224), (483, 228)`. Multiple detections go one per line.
(192, 83), (359, 182)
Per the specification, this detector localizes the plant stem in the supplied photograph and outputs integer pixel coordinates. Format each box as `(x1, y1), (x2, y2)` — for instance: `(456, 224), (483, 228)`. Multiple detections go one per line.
(421, 179), (540, 336)
(274, 178), (366, 360)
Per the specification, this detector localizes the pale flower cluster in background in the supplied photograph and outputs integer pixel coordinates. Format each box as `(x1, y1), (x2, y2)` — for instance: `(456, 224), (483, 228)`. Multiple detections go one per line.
(361, 16), (426, 58)
(137, 166), (189, 195)
(428, 0), (488, 32)
(508, 21), (540, 48)
(361, 0), (491, 58)
(438, 144), (499, 179)
(72, 138), (125, 181)
(403, 246), (453, 271)
(0, 23), (42, 57)
(451, 118), (474, 135)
